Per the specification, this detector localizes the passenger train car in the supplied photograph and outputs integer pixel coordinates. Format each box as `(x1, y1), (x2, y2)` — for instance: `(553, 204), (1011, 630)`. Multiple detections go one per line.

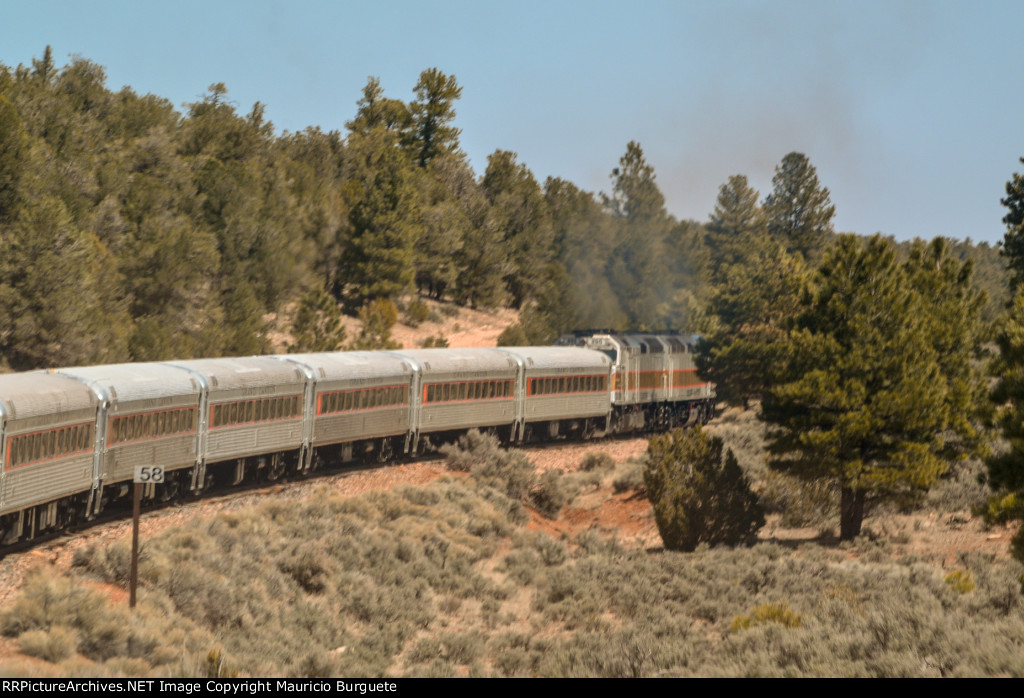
(0, 333), (714, 543)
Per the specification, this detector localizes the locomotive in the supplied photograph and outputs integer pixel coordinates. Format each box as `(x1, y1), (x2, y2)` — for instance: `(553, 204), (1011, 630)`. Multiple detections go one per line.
(0, 331), (714, 544)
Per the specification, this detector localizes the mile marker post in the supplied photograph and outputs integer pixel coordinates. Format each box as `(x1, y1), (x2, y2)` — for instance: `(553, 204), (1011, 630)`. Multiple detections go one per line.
(131, 466), (164, 609)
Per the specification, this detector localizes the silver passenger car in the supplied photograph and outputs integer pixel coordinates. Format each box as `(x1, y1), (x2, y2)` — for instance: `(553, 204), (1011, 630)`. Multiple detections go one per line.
(57, 363), (203, 493)
(395, 348), (520, 445)
(279, 352), (415, 460)
(501, 346), (611, 438)
(0, 372), (98, 537)
(166, 357), (307, 475)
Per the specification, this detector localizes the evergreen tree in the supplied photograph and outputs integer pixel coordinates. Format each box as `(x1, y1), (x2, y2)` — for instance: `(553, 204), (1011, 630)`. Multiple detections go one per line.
(763, 152), (835, 264)
(763, 234), (979, 540)
(603, 141), (671, 328)
(702, 244), (808, 408)
(346, 77), (412, 138)
(0, 196), (129, 369)
(704, 175), (767, 285)
(987, 290), (1024, 561)
(644, 426), (764, 552)
(986, 159), (1024, 562)
(0, 94), (26, 222)
(413, 153), (469, 300)
(408, 68), (462, 168)
(288, 285), (348, 353)
(340, 127), (422, 308)
(482, 150), (554, 307)
(544, 177), (626, 329)
(1000, 157), (1024, 291)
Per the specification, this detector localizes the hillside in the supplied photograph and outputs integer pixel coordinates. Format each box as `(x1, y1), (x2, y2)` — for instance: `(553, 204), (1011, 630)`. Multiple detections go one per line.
(0, 400), (1020, 677)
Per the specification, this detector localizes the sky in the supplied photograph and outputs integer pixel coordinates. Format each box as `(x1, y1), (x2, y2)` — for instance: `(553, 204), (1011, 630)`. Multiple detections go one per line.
(1, 0), (1021, 245)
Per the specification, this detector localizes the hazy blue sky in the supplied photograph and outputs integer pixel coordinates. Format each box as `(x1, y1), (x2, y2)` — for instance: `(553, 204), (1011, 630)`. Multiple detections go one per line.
(2, 0), (1021, 244)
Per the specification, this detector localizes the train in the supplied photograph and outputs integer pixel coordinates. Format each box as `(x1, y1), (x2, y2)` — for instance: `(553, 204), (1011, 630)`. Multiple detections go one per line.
(0, 330), (714, 544)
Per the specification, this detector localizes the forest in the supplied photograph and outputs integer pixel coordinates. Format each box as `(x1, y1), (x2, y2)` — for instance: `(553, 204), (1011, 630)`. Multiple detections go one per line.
(1, 49), (1024, 569)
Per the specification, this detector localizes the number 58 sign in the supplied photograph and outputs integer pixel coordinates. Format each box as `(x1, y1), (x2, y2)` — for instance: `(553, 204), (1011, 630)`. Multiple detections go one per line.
(134, 466), (164, 484)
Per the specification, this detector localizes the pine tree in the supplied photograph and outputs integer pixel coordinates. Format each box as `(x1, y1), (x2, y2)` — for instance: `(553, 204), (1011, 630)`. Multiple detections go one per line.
(288, 285), (348, 353)
(763, 234), (979, 539)
(986, 158), (1024, 562)
(705, 175), (767, 285)
(408, 68), (462, 168)
(763, 152), (835, 264)
(1000, 157), (1024, 291)
(340, 128), (422, 308)
(701, 243), (808, 409)
(603, 141), (671, 328)
(0, 196), (129, 369)
(987, 290), (1024, 561)
(0, 94), (26, 222)
(482, 150), (554, 308)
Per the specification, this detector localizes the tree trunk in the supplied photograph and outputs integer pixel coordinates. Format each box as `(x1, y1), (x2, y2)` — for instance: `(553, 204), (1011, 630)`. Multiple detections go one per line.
(840, 487), (865, 540)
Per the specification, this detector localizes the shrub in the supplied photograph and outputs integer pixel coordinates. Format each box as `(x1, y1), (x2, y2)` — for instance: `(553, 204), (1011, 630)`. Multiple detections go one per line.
(730, 602), (803, 632)
(441, 430), (536, 500)
(17, 626), (78, 663)
(405, 298), (431, 326)
(612, 460), (645, 494)
(419, 334), (449, 348)
(532, 469), (571, 519)
(944, 569), (976, 594)
(580, 452), (615, 473)
(644, 426), (765, 551)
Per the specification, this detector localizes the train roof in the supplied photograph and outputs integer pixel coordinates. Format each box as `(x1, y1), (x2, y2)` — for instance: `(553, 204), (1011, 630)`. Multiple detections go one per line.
(55, 363), (202, 403)
(391, 348), (519, 375)
(164, 356), (307, 391)
(0, 371), (98, 421)
(499, 346), (611, 371)
(274, 351), (415, 382)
